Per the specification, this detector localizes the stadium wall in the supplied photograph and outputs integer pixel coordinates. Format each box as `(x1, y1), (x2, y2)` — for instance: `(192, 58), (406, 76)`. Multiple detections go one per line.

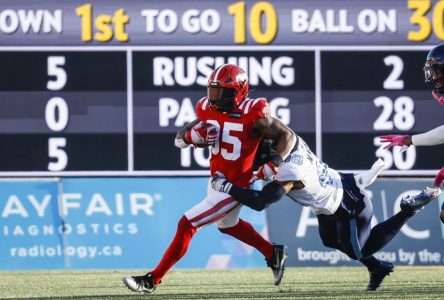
(0, 177), (442, 270)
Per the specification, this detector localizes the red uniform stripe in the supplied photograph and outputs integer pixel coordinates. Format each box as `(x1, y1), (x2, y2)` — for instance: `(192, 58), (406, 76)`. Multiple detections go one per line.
(188, 197), (237, 224)
(193, 202), (241, 228)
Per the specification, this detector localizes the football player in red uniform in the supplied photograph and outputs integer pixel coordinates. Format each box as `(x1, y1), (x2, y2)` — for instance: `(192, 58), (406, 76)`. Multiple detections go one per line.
(123, 64), (297, 293)
(379, 43), (444, 224)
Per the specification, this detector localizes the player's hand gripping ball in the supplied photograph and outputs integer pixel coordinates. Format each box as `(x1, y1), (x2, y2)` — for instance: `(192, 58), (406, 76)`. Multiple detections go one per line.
(185, 121), (218, 147)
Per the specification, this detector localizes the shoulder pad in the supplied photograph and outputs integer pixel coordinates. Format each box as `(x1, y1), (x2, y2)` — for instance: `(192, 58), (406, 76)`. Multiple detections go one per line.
(238, 98), (270, 121)
(195, 97), (210, 120)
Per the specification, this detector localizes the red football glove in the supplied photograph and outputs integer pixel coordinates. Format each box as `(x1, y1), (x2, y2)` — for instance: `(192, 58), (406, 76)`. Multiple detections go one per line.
(185, 122), (218, 146)
(434, 166), (444, 187)
(379, 134), (410, 150)
(251, 161), (279, 182)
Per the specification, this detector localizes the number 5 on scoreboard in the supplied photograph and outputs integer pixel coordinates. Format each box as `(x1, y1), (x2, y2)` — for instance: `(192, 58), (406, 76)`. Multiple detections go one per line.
(48, 138), (68, 171)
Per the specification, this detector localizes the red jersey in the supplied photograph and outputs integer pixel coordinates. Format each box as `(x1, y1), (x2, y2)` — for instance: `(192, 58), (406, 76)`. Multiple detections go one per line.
(196, 97), (270, 187)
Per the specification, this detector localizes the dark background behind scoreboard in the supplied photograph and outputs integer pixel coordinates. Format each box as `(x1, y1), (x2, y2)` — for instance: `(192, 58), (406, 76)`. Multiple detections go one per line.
(0, 49), (443, 173)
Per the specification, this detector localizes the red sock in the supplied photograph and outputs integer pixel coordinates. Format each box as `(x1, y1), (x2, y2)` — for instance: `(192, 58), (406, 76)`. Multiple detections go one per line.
(151, 215), (197, 284)
(218, 219), (273, 260)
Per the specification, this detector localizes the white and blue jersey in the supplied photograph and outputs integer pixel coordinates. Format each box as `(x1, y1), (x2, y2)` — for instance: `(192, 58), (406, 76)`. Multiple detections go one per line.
(274, 137), (343, 215)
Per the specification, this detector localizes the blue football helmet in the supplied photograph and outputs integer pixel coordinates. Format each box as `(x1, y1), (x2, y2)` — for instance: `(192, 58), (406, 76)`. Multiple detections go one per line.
(424, 43), (444, 93)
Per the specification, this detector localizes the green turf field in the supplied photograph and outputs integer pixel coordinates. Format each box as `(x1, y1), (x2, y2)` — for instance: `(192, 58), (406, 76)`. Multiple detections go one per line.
(0, 266), (443, 299)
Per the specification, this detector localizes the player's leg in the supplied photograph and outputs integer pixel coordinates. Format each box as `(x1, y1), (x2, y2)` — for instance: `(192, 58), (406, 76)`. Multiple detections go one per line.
(361, 187), (440, 256)
(122, 214), (197, 293)
(217, 206), (272, 259)
(318, 209), (392, 291)
(329, 175), (394, 292)
(348, 187), (439, 290)
(216, 205), (287, 285)
(335, 216), (364, 260)
(333, 207), (393, 291)
(362, 187), (440, 291)
(317, 214), (342, 250)
(318, 214), (376, 269)
(123, 180), (239, 293)
(152, 190), (239, 280)
(348, 196), (393, 290)
(318, 212), (375, 267)
(335, 172), (394, 259)
(149, 215), (197, 284)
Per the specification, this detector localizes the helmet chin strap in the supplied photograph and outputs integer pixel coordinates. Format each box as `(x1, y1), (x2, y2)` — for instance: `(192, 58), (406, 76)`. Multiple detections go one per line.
(432, 90), (444, 105)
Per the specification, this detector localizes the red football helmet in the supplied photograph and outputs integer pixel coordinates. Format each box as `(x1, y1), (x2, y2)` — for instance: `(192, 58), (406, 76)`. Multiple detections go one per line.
(207, 64), (249, 112)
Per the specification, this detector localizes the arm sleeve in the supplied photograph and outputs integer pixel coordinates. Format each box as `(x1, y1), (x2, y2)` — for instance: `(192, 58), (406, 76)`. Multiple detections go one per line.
(411, 125), (444, 146)
(228, 181), (286, 211)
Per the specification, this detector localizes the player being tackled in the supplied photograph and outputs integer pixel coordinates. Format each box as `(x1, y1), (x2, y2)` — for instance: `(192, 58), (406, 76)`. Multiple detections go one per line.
(123, 64), (296, 294)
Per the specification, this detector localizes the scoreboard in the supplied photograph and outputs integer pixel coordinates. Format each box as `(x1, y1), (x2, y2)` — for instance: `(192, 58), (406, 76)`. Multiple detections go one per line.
(1, 47), (443, 176)
(0, 0), (444, 176)
(320, 50), (444, 172)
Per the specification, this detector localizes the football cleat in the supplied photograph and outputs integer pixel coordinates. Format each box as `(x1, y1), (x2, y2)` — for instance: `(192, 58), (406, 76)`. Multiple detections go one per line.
(122, 272), (156, 294)
(400, 187), (441, 214)
(366, 260), (394, 291)
(266, 243), (288, 286)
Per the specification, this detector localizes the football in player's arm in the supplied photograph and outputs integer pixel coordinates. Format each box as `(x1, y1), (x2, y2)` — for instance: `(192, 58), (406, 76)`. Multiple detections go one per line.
(212, 135), (441, 291)
(379, 43), (444, 224)
(176, 113), (296, 183)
